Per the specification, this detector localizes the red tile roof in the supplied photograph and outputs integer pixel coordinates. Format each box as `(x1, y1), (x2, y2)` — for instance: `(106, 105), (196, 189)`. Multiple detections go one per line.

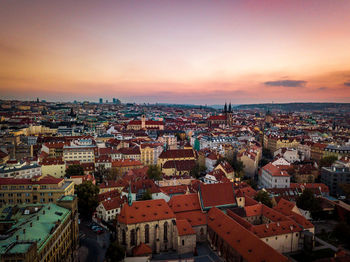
(175, 210), (206, 227)
(112, 159), (143, 167)
(208, 115), (227, 121)
(101, 197), (124, 211)
(162, 160), (196, 172)
(207, 207), (288, 262)
(176, 219), (195, 236)
(98, 189), (121, 202)
(262, 163), (290, 177)
(199, 183), (236, 209)
(159, 149), (195, 159)
(168, 193), (201, 213)
(132, 243), (152, 256)
(118, 199), (175, 224)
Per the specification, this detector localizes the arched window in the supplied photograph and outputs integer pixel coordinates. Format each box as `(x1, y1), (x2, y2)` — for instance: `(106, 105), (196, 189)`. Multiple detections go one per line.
(122, 229), (126, 245)
(130, 229), (135, 246)
(145, 224), (150, 243)
(163, 222), (168, 241)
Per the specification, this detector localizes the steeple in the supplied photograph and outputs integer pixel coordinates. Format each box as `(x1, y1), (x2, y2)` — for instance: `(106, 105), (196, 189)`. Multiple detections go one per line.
(228, 102), (232, 113)
(223, 102), (227, 113)
(128, 183), (133, 206)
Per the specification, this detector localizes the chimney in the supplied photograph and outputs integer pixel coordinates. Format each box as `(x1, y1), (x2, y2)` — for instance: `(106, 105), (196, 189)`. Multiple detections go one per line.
(23, 229), (26, 234)
(30, 222), (33, 227)
(277, 222), (280, 227)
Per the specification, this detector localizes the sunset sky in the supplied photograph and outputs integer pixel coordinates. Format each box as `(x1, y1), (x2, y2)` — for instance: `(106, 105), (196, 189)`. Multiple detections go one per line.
(1, 0), (350, 104)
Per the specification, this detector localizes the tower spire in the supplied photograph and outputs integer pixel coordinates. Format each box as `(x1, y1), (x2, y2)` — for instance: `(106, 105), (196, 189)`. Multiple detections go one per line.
(223, 102), (227, 113)
(128, 182), (133, 206)
(228, 102), (232, 113)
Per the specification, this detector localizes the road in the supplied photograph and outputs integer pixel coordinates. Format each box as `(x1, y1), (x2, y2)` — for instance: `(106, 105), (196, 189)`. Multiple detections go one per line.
(78, 220), (110, 262)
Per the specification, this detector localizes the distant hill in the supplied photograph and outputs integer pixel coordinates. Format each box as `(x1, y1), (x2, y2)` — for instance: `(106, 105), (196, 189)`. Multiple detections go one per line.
(235, 103), (350, 112)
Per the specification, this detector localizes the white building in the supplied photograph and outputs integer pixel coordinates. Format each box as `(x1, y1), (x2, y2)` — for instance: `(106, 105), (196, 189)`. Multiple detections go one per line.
(260, 163), (290, 189)
(274, 148), (300, 163)
(63, 139), (96, 163)
(96, 197), (122, 222)
(0, 162), (41, 178)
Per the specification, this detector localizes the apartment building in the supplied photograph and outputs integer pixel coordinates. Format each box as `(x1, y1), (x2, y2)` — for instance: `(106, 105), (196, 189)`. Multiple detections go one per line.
(0, 162), (41, 178)
(0, 175), (74, 206)
(0, 195), (78, 262)
(260, 163), (290, 189)
(63, 139), (96, 163)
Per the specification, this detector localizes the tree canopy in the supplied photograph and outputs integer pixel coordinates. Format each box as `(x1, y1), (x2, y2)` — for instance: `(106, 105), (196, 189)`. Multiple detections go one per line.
(319, 155), (338, 168)
(147, 165), (162, 180)
(296, 188), (321, 212)
(254, 190), (273, 207)
(190, 163), (206, 179)
(65, 164), (84, 178)
(76, 181), (99, 218)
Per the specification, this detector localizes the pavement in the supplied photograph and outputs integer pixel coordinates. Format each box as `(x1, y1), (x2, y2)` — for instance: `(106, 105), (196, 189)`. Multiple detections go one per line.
(152, 242), (223, 262)
(78, 220), (110, 262)
(314, 236), (338, 252)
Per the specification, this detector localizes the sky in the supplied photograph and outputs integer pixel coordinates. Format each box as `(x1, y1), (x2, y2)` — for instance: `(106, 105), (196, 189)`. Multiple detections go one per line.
(1, 0), (350, 104)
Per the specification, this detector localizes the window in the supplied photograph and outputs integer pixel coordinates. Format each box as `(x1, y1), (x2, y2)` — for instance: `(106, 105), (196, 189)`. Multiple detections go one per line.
(130, 229), (135, 246)
(164, 222), (168, 242)
(182, 239), (185, 246)
(145, 224), (149, 243)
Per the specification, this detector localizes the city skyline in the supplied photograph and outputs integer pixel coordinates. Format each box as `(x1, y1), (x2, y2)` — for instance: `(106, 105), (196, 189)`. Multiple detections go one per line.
(1, 0), (350, 104)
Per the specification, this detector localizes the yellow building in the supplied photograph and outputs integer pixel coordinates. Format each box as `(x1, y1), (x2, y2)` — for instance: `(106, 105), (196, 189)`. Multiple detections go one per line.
(0, 175), (74, 206)
(111, 159), (143, 175)
(264, 135), (299, 152)
(40, 158), (66, 178)
(157, 149), (196, 167)
(140, 143), (163, 165)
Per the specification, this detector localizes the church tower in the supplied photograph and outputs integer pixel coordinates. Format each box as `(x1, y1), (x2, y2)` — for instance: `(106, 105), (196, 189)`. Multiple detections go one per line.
(226, 102), (233, 126)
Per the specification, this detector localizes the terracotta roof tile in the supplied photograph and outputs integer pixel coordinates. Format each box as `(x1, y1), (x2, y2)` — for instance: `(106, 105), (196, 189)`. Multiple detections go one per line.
(176, 219), (195, 236)
(118, 199), (175, 224)
(208, 207), (288, 262)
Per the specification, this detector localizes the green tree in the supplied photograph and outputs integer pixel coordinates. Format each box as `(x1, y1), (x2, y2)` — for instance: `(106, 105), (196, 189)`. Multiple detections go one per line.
(76, 181), (99, 218)
(106, 168), (122, 181)
(258, 158), (269, 168)
(190, 163), (206, 179)
(245, 178), (258, 190)
(147, 165), (162, 180)
(296, 188), (321, 213)
(319, 155), (338, 168)
(141, 189), (152, 200)
(262, 148), (273, 159)
(254, 190), (273, 207)
(65, 164), (84, 178)
(106, 241), (125, 262)
(232, 158), (245, 177)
